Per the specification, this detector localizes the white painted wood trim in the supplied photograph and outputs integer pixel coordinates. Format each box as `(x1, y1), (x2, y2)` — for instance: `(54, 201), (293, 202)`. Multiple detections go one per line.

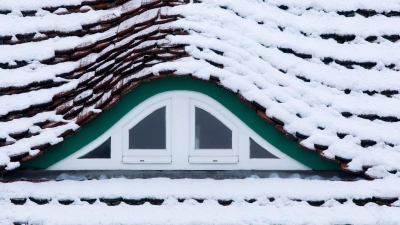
(122, 99), (172, 157)
(189, 156), (239, 164)
(188, 98), (239, 158)
(123, 156), (172, 164)
(49, 91), (310, 170)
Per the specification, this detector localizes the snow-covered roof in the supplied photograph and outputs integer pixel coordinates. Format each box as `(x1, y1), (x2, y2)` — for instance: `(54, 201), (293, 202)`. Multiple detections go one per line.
(0, 0), (400, 180)
(1, 177), (400, 224)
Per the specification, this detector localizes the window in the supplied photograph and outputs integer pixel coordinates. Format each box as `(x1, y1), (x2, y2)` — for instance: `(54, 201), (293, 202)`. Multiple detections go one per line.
(122, 99), (171, 163)
(51, 91), (308, 170)
(78, 138), (111, 159)
(249, 138), (278, 159)
(189, 99), (238, 164)
(195, 107), (232, 149)
(129, 107), (166, 149)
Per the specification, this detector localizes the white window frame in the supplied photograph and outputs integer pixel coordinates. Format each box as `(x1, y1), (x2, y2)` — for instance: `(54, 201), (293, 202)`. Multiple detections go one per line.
(48, 91), (310, 170)
(188, 99), (239, 163)
(122, 99), (172, 163)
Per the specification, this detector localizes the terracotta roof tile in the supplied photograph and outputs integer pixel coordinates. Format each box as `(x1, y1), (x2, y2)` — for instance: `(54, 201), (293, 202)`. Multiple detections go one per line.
(0, 0), (399, 183)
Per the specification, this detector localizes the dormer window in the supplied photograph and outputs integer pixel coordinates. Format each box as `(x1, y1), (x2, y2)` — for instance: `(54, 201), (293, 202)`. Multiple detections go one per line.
(129, 107), (166, 150)
(123, 99), (171, 164)
(249, 138), (278, 159)
(188, 100), (238, 164)
(194, 107), (232, 149)
(78, 138), (111, 159)
(50, 91), (307, 170)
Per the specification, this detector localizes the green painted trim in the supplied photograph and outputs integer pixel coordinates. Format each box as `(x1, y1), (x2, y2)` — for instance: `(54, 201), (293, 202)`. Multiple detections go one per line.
(22, 76), (340, 170)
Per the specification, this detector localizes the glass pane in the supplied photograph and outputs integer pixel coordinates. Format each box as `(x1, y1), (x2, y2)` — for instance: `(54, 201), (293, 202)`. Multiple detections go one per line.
(129, 107), (166, 149)
(195, 107), (232, 149)
(79, 138), (111, 159)
(250, 138), (278, 159)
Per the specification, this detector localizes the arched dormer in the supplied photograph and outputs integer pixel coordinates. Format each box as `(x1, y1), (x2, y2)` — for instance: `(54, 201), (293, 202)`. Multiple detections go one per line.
(2, 0), (399, 179)
(22, 77), (339, 170)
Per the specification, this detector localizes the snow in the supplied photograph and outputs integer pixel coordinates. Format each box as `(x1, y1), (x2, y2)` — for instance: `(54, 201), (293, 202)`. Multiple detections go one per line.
(0, 30), (116, 65)
(150, 0), (400, 177)
(267, 0), (400, 13)
(0, 1), (400, 223)
(0, 199), (399, 225)
(0, 0), (399, 178)
(0, 80), (78, 116)
(0, 10), (110, 37)
(74, 90), (93, 102)
(0, 65), (77, 95)
(116, 18), (160, 48)
(0, 0), (85, 11)
(0, 177), (400, 224)
(117, 8), (159, 35)
(53, 8), (68, 15)
(4, 176), (400, 200)
(0, 200), (398, 225)
(121, 0), (142, 15)
(2, 121), (79, 170)
(96, 60), (115, 73)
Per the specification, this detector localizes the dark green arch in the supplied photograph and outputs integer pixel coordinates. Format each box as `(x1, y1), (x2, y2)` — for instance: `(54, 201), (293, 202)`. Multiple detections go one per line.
(22, 76), (339, 170)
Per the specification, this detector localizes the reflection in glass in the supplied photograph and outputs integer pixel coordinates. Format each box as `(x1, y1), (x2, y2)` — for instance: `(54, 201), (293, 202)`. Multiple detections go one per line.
(250, 138), (278, 159)
(79, 137), (111, 159)
(195, 107), (232, 149)
(129, 107), (166, 149)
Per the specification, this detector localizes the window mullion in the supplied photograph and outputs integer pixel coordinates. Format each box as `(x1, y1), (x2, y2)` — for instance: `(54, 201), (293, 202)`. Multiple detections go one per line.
(171, 95), (190, 165)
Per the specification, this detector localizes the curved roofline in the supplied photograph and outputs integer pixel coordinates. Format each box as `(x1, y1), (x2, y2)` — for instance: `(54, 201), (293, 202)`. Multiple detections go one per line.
(22, 76), (340, 170)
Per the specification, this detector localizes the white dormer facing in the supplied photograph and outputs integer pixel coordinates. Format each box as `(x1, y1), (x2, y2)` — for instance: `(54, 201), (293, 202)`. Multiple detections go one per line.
(50, 91), (309, 170)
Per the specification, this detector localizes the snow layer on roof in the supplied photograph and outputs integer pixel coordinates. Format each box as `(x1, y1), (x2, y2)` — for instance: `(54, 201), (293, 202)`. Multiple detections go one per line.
(151, 0), (400, 177)
(0, 10), (112, 36)
(2, 199), (399, 225)
(0, 177), (400, 225)
(0, 0), (176, 171)
(267, 0), (400, 12)
(3, 177), (400, 200)
(0, 0), (86, 11)
(0, 0), (400, 179)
